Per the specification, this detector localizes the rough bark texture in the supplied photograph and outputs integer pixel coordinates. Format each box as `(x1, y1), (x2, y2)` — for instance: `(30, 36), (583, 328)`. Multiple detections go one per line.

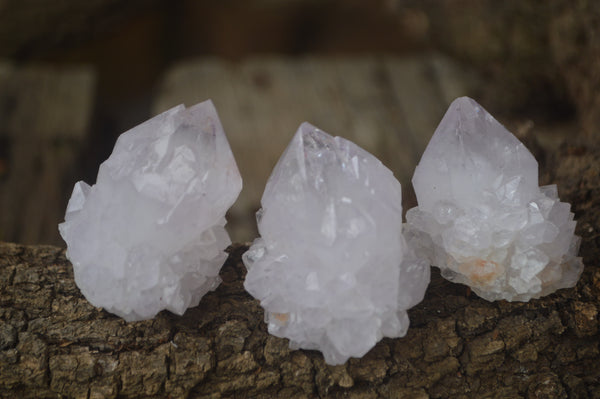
(1, 143), (599, 399)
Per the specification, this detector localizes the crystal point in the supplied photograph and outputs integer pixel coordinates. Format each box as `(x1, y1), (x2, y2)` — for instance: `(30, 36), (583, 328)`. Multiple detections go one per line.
(408, 97), (583, 301)
(59, 100), (242, 321)
(243, 123), (429, 365)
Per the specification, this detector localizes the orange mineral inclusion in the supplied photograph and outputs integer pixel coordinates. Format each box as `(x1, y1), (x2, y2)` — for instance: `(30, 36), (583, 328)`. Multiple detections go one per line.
(271, 312), (289, 324)
(458, 258), (505, 286)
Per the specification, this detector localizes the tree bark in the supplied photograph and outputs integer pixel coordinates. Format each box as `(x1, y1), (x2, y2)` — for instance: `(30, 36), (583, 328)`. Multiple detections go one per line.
(1, 142), (599, 399)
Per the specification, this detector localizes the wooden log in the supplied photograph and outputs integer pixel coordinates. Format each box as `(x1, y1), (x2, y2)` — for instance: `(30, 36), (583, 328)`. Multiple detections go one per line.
(0, 139), (598, 398)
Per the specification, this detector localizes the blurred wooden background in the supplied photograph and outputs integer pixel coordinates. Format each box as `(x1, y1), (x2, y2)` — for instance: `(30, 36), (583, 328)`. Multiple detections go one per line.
(0, 0), (594, 245)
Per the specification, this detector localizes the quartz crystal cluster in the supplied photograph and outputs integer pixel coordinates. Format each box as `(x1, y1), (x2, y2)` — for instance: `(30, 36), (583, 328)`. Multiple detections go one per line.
(59, 101), (242, 321)
(243, 123), (430, 365)
(406, 97), (583, 301)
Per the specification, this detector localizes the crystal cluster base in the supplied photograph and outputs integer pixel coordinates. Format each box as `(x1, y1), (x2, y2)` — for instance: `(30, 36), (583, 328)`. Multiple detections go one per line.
(406, 97), (583, 301)
(59, 100), (242, 321)
(243, 123), (429, 365)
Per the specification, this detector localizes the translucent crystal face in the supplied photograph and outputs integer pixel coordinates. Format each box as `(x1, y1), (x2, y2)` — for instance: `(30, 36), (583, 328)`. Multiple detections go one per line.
(243, 123), (430, 365)
(412, 96), (539, 211)
(407, 97), (583, 301)
(59, 100), (242, 321)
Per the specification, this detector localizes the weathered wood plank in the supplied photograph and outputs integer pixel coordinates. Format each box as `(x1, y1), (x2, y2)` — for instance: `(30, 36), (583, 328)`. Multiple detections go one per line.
(0, 63), (95, 245)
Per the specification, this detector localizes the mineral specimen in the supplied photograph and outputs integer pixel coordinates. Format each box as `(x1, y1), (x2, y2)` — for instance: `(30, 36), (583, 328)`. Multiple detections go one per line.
(59, 100), (242, 321)
(243, 123), (430, 365)
(406, 96), (583, 301)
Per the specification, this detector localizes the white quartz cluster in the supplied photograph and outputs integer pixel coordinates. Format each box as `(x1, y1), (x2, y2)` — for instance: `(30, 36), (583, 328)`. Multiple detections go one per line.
(59, 100), (242, 321)
(406, 97), (583, 301)
(243, 123), (430, 365)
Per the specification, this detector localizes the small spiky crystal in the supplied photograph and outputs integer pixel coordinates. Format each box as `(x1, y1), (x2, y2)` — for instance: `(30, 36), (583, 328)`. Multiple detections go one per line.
(59, 100), (242, 321)
(406, 97), (583, 301)
(243, 123), (429, 365)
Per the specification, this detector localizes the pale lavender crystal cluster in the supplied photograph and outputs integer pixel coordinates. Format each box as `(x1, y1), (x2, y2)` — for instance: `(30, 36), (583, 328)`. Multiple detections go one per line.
(58, 89), (583, 367)
(243, 123), (430, 365)
(59, 101), (242, 321)
(406, 97), (583, 301)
